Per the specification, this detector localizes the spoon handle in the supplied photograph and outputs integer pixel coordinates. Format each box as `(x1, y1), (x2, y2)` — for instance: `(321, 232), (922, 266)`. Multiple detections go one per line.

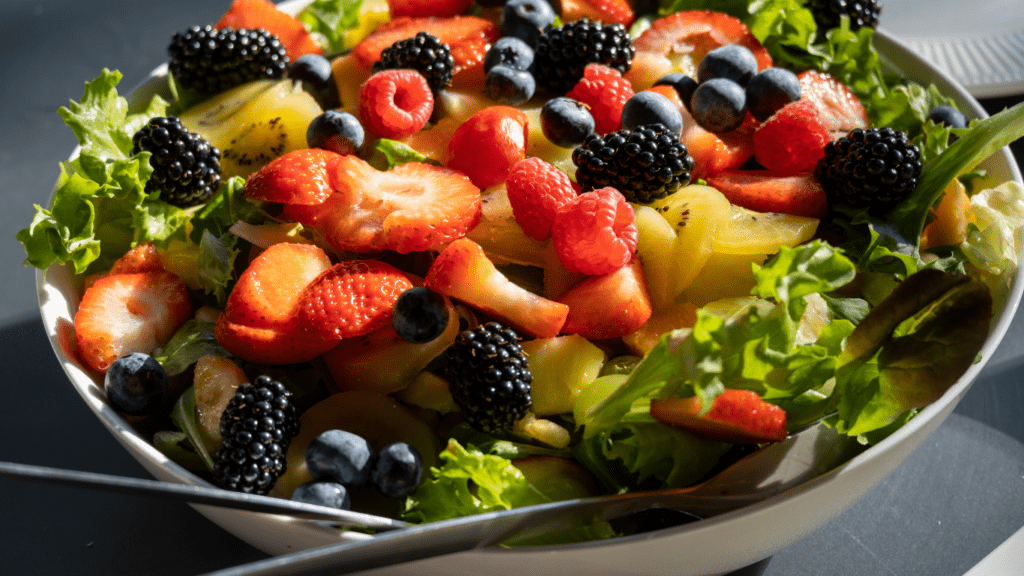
(0, 461), (408, 531)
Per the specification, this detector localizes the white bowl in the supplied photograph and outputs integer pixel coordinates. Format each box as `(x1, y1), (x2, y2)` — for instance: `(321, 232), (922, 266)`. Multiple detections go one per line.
(36, 4), (1024, 575)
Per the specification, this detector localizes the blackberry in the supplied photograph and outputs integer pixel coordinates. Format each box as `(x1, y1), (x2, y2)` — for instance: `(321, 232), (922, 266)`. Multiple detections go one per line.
(212, 376), (301, 495)
(372, 32), (454, 93)
(132, 116), (222, 207)
(572, 124), (695, 204)
(806, 0), (881, 31)
(443, 322), (532, 435)
(533, 19), (635, 95)
(814, 126), (922, 213)
(168, 25), (289, 94)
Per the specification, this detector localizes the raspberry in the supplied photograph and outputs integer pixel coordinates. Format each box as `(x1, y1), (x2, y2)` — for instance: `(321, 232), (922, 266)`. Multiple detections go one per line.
(752, 100), (831, 174)
(505, 157), (578, 241)
(565, 64), (635, 134)
(551, 187), (638, 275)
(359, 69), (434, 139)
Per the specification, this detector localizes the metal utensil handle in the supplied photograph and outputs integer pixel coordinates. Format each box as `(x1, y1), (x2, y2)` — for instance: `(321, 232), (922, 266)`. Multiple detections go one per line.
(0, 461), (408, 531)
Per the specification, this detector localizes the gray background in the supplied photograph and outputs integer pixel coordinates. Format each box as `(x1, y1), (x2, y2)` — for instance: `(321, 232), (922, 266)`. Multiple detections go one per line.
(0, 1), (1022, 574)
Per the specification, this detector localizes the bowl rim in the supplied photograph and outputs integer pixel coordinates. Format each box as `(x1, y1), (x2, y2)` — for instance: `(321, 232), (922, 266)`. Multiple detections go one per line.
(34, 5), (1024, 563)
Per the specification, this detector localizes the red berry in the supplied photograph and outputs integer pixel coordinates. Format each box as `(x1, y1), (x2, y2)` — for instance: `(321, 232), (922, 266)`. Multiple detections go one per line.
(447, 106), (529, 189)
(297, 259), (414, 341)
(505, 157), (578, 241)
(551, 187), (638, 275)
(566, 64), (635, 134)
(387, 0), (474, 18)
(359, 69), (434, 139)
(752, 100), (831, 173)
(797, 70), (869, 136)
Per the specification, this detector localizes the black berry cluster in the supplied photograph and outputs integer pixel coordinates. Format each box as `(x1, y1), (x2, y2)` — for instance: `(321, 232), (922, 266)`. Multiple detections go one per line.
(132, 116), (222, 207)
(372, 32), (455, 93)
(168, 25), (289, 94)
(212, 376), (300, 495)
(572, 124), (695, 204)
(815, 126), (922, 213)
(532, 19), (635, 95)
(443, 322), (533, 435)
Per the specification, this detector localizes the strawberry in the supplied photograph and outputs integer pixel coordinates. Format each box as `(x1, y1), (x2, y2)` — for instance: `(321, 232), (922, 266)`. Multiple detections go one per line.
(387, 0), (475, 18)
(633, 11), (773, 72)
(447, 106), (529, 189)
(351, 16), (499, 85)
(216, 243), (336, 364)
(214, 316), (337, 366)
(74, 271), (192, 373)
(649, 389), (788, 444)
(244, 149), (343, 206)
(551, 187), (638, 276)
(556, 258), (652, 340)
(109, 242), (164, 275)
(215, 0), (323, 60)
(359, 69), (434, 140)
(505, 157), (578, 241)
(752, 100), (831, 174)
(561, 0), (636, 26)
(565, 64), (635, 134)
(797, 70), (869, 136)
(424, 238), (569, 338)
(706, 169), (828, 219)
(296, 260), (414, 341)
(222, 243), (332, 331)
(681, 112), (757, 181)
(282, 156), (482, 254)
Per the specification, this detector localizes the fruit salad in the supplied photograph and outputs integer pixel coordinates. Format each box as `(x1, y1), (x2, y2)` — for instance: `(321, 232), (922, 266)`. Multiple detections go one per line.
(18, 0), (1024, 541)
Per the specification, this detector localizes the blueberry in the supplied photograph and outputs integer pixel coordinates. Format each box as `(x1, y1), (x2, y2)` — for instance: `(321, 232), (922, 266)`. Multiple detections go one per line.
(745, 67), (802, 121)
(392, 287), (451, 344)
(654, 73), (698, 112)
(485, 65), (536, 106)
(306, 110), (365, 156)
(540, 96), (595, 148)
(690, 78), (748, 133)
(289, 54), (340, 109)
(371, 442), (423, 499)
(292, 481), (351, 510)
(484, 37), (535, 73)
(305, 429), (374, 486)
(927, 105), (967, 129)
(104, 353), (167, 417)
(500, 0), (557, 47)
(621, 91), (684, 135)
(696, 44), (759, 86)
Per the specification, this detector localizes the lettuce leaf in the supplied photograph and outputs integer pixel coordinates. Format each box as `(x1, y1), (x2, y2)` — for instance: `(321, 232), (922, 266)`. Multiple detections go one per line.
(17, 69), (191, 274)
(402, 440), (549, 523)
(299, 0), (363, 54)
(154, 319), (231, 376)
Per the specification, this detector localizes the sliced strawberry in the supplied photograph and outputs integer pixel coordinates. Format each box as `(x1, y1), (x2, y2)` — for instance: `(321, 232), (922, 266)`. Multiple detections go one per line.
(424, 238), (568, 338)
(706, 169), (828, 219)
(109, 242), (164, 275)
(561, 0), (635, 26)
(351, 16), (499, 84)
(287, 156), (482, 254)
(556, 257), (652, 340)
(74, 271), (192, 373)
(634, 11), (772, 71)
(214, 315), (337, 365)
(296, 260), (414, 341)
(797, 70), (869, 136)
(222, 243), (333, 332)
(215, 0), (323, 60)
(244, 149), (343, 206)
(387, 0), (475, 18)
(447, 106), (529, 189)
(650, 389), (787, 444)
(681, 109), (757, 181)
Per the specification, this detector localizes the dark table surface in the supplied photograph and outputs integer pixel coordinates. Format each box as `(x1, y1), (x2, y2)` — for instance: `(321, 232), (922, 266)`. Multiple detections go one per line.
(1, 1), (1022, 575)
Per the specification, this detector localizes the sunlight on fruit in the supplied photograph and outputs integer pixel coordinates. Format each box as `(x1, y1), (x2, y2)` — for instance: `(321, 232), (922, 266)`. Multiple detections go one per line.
(633, 205), (678, 311)
(650, 184), (731, 298)
(712, 205), (819, 255)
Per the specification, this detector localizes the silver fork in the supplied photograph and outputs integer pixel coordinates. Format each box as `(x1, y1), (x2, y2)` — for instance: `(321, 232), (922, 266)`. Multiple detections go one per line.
(201, 421), (862, 576)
